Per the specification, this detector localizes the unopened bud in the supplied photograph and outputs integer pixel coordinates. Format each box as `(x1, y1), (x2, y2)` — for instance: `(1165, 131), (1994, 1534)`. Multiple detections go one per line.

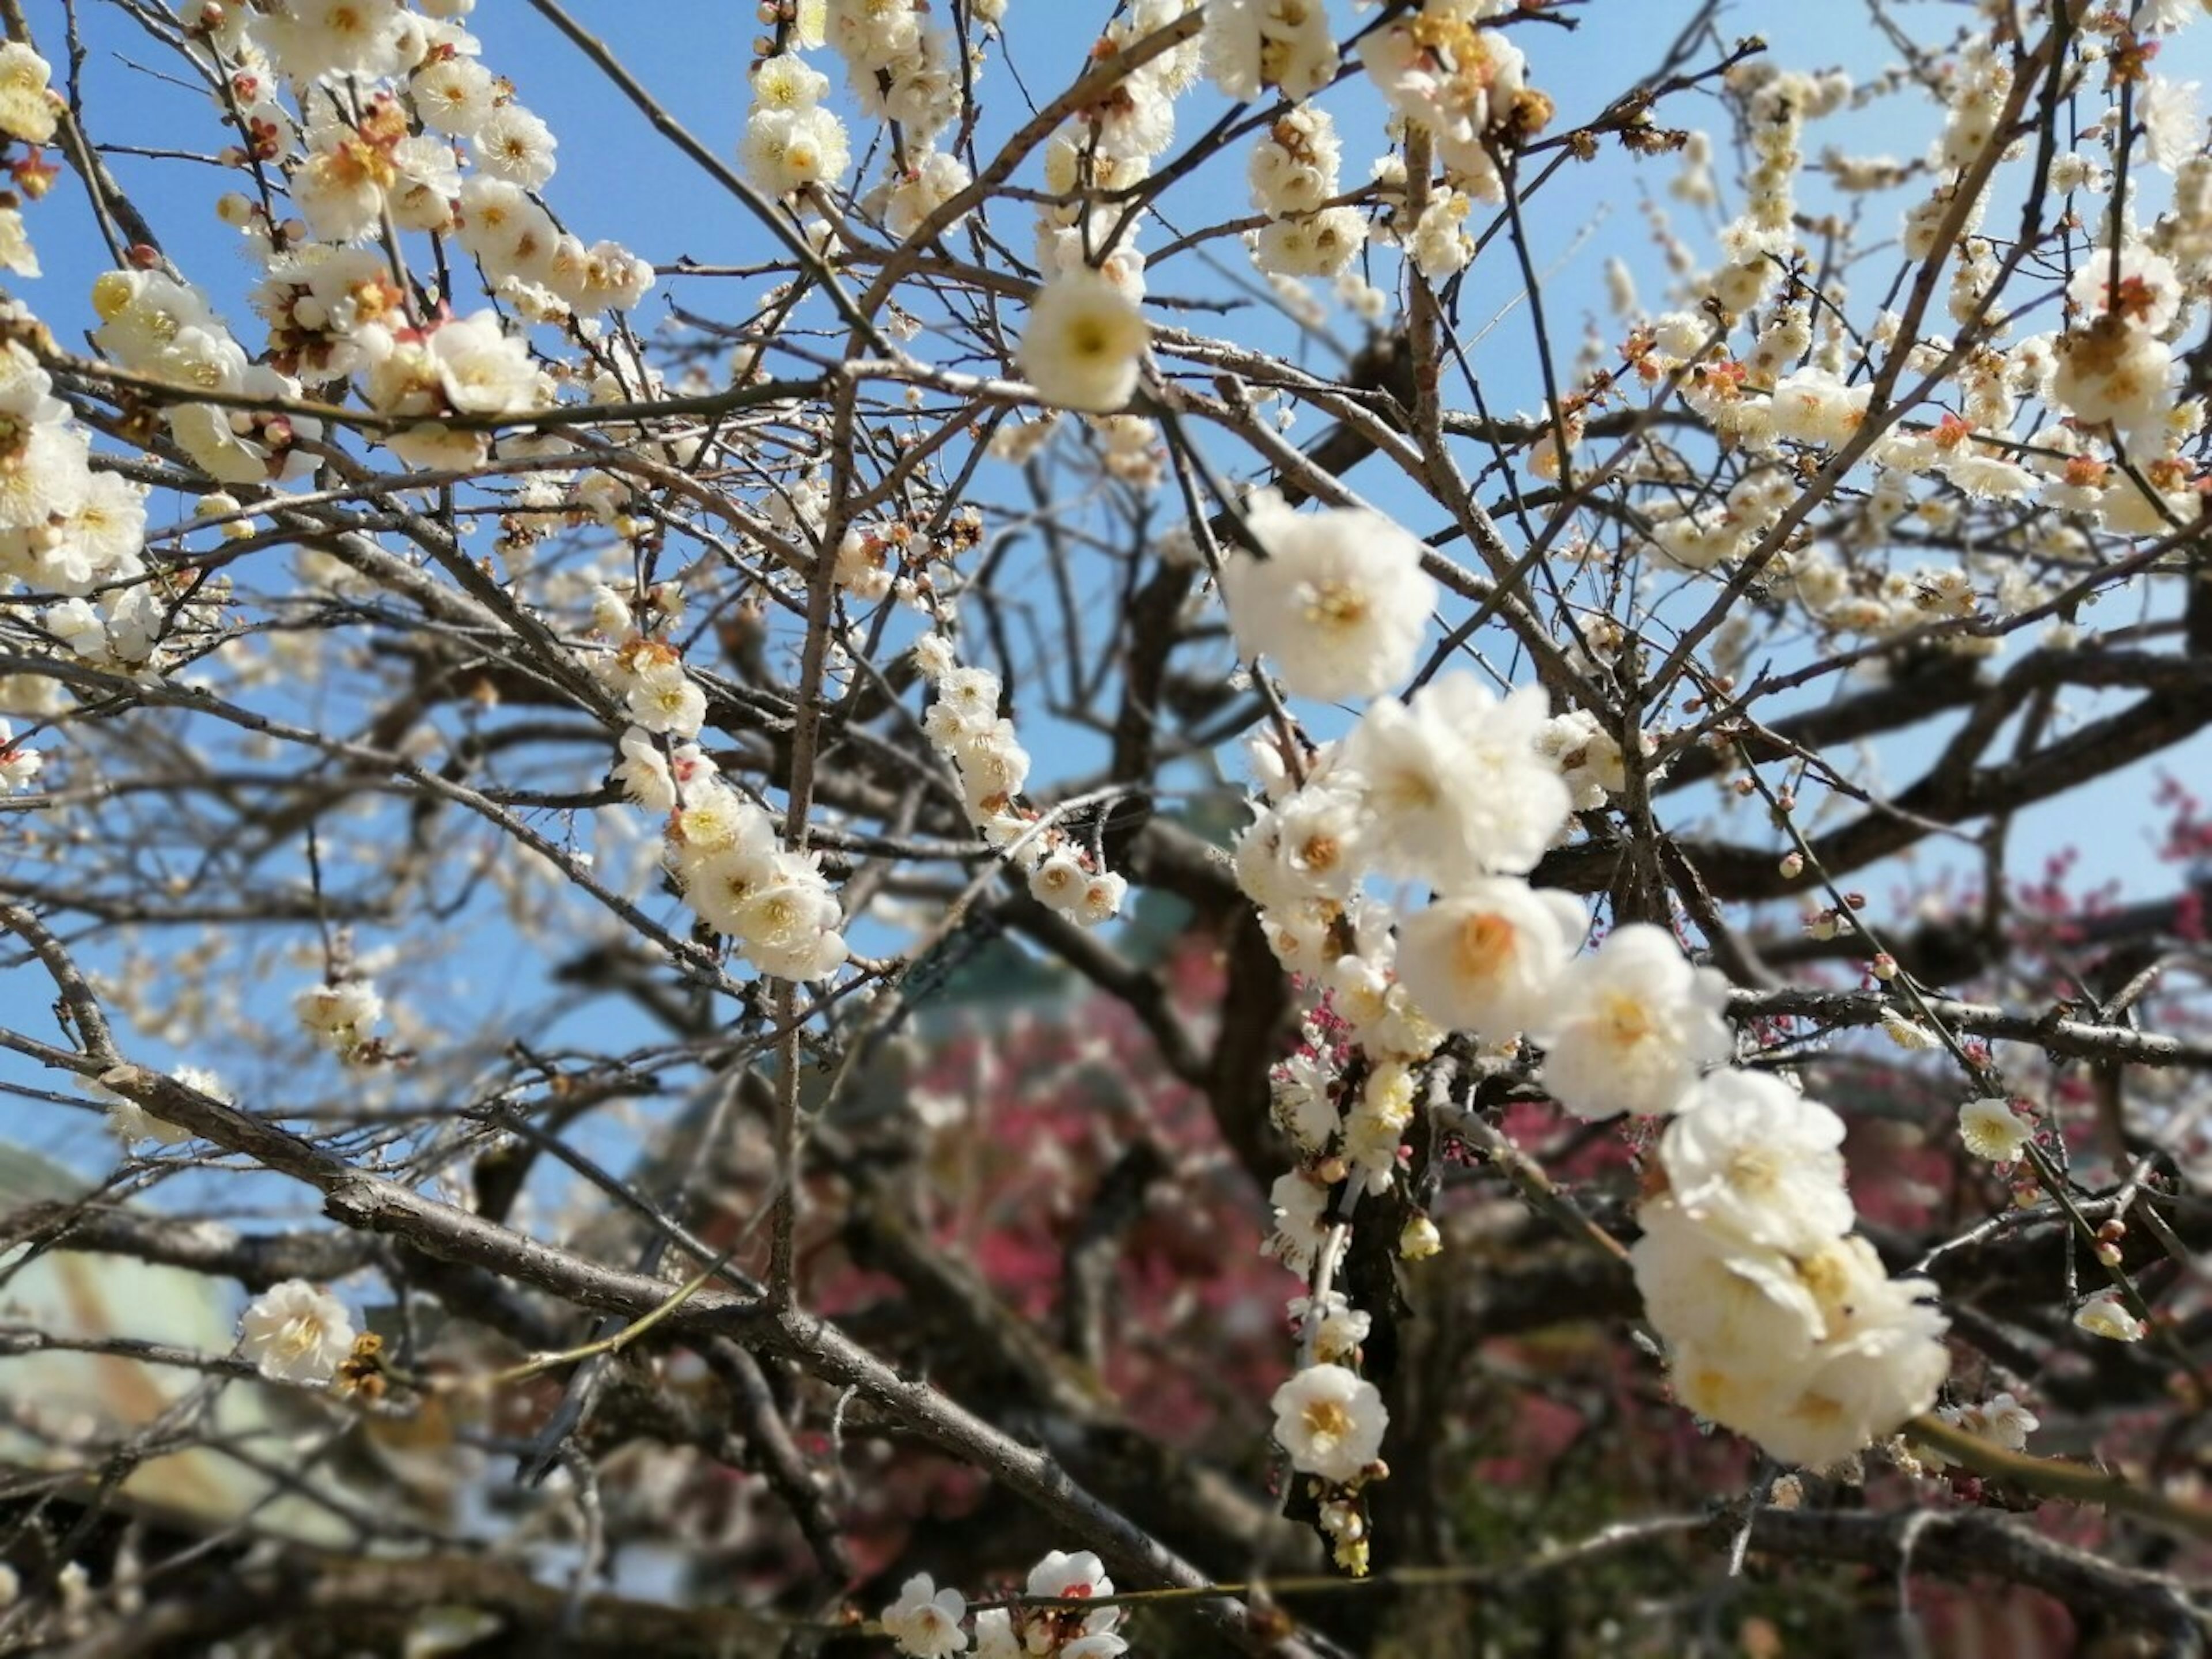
(1399, 1214), (1442, 1262)
(1778, 851), (1805, 879)
(1870, 953), (1898, 981)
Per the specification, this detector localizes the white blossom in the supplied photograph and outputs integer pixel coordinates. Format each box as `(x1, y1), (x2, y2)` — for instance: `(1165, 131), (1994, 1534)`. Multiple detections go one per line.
(1658, 1069), (1854, 1256)
(1271, 1362), (1387, 1483)
(1393, 878), (1585, 1039)
(238, 1279), (356, 1385)
(1958, 1096), (2033, 1161)
(1535, 925), (1733, 1118)
(1217, 491), (1437, 703)
(1337, 673), (1573, 889)
(2074, 1290), (2147, 1343)
(1018, 273), (1147, 413)
(880, 1574), (967, 1657)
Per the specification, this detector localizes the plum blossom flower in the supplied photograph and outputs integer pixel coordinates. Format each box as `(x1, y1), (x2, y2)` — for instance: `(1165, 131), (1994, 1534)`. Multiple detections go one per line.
(238, 1280), (355, 1385)
(1022, 1551), (1123, 1653)
(255, 0), (409, 84)
(1217, 491), (1438, 703)
(1027, 1550), (1109, 1601)
(1947, 1390), (2040, 1452)
(1336, 673), (1573, 889)
(472, 103), (558, 188)
(0, 719), (40, 793)
(1393, 878), (1586, 1039)
(1648, 1222), (1949, 1470)
(1659, 1070), (1854, 1256)
(2074, 1290), (2147, 1342)
(0, 43), (58, 144)
(1959, 1096), (2033, 1161)
(880, 1573), (967, 1657)
(1265, 1169), (1328, 1272)
(740, 104), (850, 196)
(1399, 1214), (1442, 1260)
(2139, 76), (2202, 172)
(1206, 0), (1339, 104)
(1017, 272), (1146, 412)
(1271, 1362), (1388, 1483)
(1743, 1261), (1949, 1468)
(1535, 925), (1732, 1118)
(294, 979), (384, 1058)
(1632, 1199), (1828, 1373)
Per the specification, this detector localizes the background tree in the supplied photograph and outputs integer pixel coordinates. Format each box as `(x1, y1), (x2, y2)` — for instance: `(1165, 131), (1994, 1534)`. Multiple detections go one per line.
(1, 0), (2211, 1653)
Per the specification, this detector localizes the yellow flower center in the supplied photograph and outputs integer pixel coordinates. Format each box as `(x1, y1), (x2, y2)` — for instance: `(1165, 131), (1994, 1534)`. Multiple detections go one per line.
(1600, 991), (1653, 1049)
(1454, 911), (1515, 981)
(1301, 578), (1368, 631)
(1301, 1397), (1353, 1449)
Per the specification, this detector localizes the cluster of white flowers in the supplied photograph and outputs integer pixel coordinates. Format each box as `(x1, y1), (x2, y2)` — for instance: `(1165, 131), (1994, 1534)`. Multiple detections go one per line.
(2049, 244), (2183, 449)
(1705, 68), (1848, 316)
(1603, 10), (2212, 660)
(1214, 479), (1958, 1493)
(1206, 0), (1336, 105)
(92, 269), (319, 487)
(135, 0), (657, 489)
(1246, 108), (1366, 281)
(740, 53), (850, 200)
(0, 43), (59, 274)
(661, 768), (849, 981)
(913, 632), (1125, 927)
(1014, 2), (1200, 430)
(874, 146), (975, 243)
(237, 1278), (357, 1385)
(1263, 1319), (1389, 1568)
(0, 334), (146, 607)
(738, 0), (971, 238)
(1633, 1069), (1949, 1469)
(590, 597), (848, 983)
(183, 0), (649, 314)
(448, 176), (655, 321)
(1360, 0), (1550, 205)
(824, 0), (963, 146)
(878, 1551), (1127, 1657)
(358, 308), (548, 470)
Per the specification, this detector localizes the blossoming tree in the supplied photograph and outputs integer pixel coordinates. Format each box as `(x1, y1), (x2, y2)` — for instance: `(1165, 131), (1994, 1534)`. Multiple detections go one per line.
(1, 0), (2211, 1652)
